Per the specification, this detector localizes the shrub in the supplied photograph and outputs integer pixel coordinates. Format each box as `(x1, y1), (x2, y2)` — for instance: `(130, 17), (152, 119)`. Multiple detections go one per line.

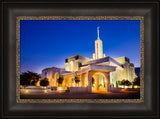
(125, 80), (132, 86)
(40, 78), (49, 87)
(57, 77), (64, 86)
(119, 79), (132, 86)
(99, 84), (103, 88)
(74, 76), (80, 87)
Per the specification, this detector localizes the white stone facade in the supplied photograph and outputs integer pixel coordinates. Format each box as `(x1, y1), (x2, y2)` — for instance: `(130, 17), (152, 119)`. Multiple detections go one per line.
(41, 27), (138, 92)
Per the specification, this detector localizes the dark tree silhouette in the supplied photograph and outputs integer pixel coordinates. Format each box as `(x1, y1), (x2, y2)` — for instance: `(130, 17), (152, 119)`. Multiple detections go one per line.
(57, 77), (64, 86)
(125, 80), (132, 86)
(74, 76), (80, 87)
(120, 79), (132, 86)
(40, 78), (49, 87)
(20, 71), (40, 86)
(133, 76), (140, 86)
(120, 79), (126, 86)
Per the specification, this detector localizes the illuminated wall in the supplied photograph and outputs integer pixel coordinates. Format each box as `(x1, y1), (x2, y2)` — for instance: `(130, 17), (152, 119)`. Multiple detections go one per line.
(65, 55), (91, 72)
(42, 55), (137, 89)
(109, 56), (137, 87)
(41, 26), (138, 90)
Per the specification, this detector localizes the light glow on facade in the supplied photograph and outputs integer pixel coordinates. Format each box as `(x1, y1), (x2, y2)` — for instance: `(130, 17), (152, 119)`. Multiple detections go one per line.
(41, 27), (138, 93)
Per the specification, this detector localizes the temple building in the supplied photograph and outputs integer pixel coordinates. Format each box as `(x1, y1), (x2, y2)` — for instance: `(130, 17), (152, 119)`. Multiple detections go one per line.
(41, 27), (137, 93)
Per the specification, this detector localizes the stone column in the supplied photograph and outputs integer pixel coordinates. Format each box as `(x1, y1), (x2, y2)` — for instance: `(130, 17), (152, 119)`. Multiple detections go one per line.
(53, 77), (56, 87)
(87, 71), (92, 93)
(53, 73), (57, 87)
(106, 73), (110, 92)
(66, 77), (68, 87)
(80, 74), (82, 87)
(94, 75), (99, 91)
(82, 74), (85, 87)
(69, 77), (72, 87)
(50, 78), (53, 87)
(63, 77), (66, 87)
(68, 77), (71, 87)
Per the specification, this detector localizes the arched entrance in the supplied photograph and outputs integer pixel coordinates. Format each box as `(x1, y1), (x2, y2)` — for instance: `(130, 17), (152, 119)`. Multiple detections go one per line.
(54, 72), (59, 87)
(91, 72), (109, 92)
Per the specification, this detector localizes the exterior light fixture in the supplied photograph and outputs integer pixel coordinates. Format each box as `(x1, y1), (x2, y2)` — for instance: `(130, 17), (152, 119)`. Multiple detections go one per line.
(44, 90), (48, 93)
(25, 89), (29, 93)
(58, 87), (62, 91)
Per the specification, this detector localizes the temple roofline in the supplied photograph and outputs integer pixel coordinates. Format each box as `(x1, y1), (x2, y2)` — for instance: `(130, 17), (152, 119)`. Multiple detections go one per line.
(61, 64), (116, 77)
(82, 56), (123, 68)
(65, 54), (91, 60)
(42, 66), (63, 72)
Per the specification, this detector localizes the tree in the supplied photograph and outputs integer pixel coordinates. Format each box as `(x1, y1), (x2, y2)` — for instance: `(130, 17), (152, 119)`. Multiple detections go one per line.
(74, 76), (80, 87)
(120, 79), (126, 86)
(125, 80), (132, 86)
(73, 72), (80, 87)
(120, 79), (132, 86)
(99, 84), (103, 88)
(133, 76), (140, 86)
(40, 78), (49, 87)
(57, 77), (64, 87)
(20, 71), (40, 86)
(116, 81), (121, 87)
(117, 80), (122, 86)
(31, 80), (37, 85)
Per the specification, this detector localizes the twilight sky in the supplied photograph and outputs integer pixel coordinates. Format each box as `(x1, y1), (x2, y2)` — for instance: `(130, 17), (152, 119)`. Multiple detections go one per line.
(20, 20), (140, 74)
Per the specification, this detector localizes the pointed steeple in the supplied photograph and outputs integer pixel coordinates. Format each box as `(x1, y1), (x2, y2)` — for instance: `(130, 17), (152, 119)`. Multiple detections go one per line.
(97, 26), (100, 40)
(93, 26), (105, 59)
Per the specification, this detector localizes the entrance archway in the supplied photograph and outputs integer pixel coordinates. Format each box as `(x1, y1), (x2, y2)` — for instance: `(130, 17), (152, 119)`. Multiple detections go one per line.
(91, 72), (109, 92)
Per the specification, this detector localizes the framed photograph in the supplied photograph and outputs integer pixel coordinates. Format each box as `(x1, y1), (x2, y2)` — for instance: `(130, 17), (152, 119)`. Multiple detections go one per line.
(18, 16), (143, 103)
(1, 0), (159, 118)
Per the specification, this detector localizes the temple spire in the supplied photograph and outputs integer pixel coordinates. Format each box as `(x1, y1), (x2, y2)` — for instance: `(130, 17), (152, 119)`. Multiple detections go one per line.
(93, 26), (105, 59)
(97, 26), (100, 39)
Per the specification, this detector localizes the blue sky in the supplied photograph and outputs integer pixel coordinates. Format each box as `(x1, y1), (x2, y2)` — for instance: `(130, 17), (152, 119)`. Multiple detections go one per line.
(20, 20), (140, 74)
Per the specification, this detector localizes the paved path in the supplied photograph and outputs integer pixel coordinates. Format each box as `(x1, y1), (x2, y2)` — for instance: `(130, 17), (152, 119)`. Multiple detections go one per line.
(20, 91), (140, 99)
